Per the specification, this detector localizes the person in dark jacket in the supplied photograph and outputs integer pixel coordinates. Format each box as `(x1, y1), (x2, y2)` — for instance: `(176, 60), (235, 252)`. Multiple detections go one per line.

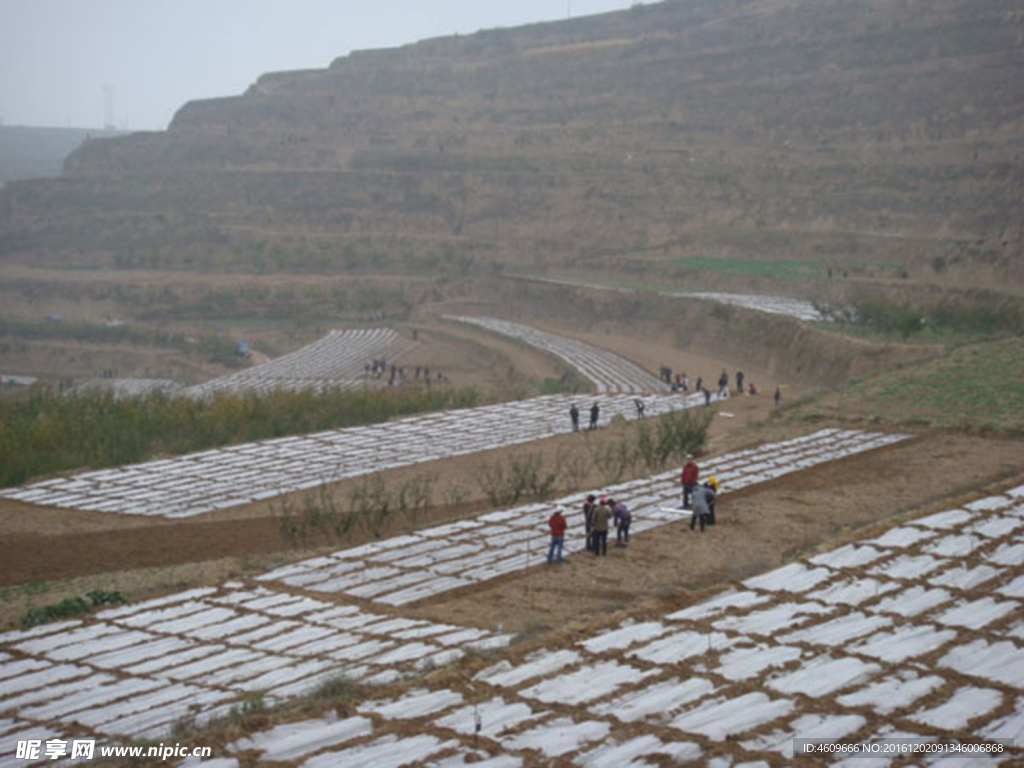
(612, 498), (632, 547)
(582, 494), (597, 552)
(570, 403), (580, 432)
(591, 498), (611, 555)
(589, 402), (600, 430)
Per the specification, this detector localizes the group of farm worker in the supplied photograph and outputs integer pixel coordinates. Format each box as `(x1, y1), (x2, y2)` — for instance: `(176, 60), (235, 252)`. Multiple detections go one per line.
(661, 367), (762, 399)
(571, 374), (781, 432)
(546, 455), (719, 564)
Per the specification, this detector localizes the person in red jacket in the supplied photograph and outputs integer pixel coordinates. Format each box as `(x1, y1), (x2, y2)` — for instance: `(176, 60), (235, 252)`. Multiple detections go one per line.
(547, 506), (568, 565)
(681, 455), (700, 509)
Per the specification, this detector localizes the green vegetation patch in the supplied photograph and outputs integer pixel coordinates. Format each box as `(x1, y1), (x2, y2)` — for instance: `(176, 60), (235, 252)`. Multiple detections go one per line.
(20, 590), (125, 628)
(0, 386), (482, 487)
(824, 298), (1024, 342)
(195, 316), (365, 331)
(791, 338), (1024, 432)
(534, 377), (569, 395)
(673, 256), (822, 280)
(0, 317), (187, 349)
(834, 259), (904, 273)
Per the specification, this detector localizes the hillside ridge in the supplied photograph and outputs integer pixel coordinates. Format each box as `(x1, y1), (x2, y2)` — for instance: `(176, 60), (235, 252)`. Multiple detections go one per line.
(1, 0), (1021, 288)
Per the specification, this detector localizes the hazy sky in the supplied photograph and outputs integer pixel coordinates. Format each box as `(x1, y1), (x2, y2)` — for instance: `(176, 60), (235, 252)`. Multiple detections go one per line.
(0, 0), (639, 131)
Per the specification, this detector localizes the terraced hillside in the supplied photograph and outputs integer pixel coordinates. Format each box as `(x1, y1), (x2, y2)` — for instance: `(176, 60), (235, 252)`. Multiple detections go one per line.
(0, 0), (1020, 290)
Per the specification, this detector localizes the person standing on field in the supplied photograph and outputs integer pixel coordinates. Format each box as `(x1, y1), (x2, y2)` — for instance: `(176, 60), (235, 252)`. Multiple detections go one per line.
(547, 506), (568, 565)
(570, 403), (580, 432)
(591, 498), (611, 556)
(736, 370), (744, 395)
(681, 455), (699, 509)
(589, 402), (600, 430)
(612, 498), (631, 547)
(705, 476), (719, 525)
(582, 494), (597, 552)
(689, 477), (718, 533)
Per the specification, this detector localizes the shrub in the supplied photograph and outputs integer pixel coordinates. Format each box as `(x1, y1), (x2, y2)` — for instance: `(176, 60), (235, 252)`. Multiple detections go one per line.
(842, 297), (1023, 341)
(851, 298), (924, 341)
(20, 590), (126, 628)
(631, 408), (713, 473)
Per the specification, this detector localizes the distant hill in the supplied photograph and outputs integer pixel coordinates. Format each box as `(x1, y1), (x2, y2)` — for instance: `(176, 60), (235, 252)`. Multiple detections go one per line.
(0, 0), (1021, 288)
(0, 126), (127, 187)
